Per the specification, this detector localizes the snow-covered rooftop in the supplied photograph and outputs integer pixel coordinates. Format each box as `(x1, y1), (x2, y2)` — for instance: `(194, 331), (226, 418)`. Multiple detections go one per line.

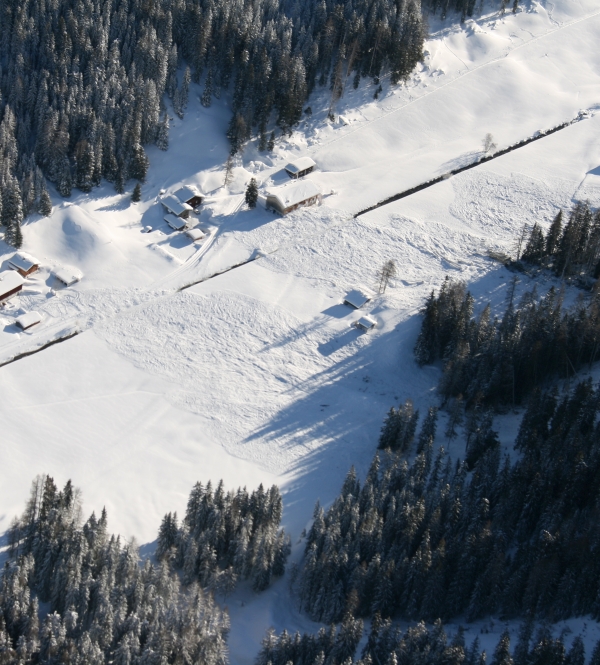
(355, 315), (376, 331)
(164, 214), (187, 231)
(344, 288), (373, 309)
(265, 180), (321, 209)
(0, 270), (24, 297)
(186, 227), (206, 241)
(54, 267), (82, 286)
(160, 195), (192, 217)
(16, 311), (42, 330)
(8, 252), (40, 274)
(285, 156), (316, 174)
(173, 185), (203, 204)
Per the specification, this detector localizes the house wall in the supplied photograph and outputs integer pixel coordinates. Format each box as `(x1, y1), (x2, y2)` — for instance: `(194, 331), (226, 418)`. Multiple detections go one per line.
(285, 166), (314, 179)
(0, 285), (23, 302)
(282, 194), (320, 214)
(266, 195), (285, 214)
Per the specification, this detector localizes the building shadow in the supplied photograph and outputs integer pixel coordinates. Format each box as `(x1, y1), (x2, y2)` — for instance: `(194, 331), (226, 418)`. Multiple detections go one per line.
(317, 327), (361, 356)
(321, 303), (351, 319)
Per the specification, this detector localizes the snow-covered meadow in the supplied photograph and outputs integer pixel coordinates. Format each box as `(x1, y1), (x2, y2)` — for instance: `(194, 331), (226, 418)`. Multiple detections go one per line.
(2, 0), (600, 660)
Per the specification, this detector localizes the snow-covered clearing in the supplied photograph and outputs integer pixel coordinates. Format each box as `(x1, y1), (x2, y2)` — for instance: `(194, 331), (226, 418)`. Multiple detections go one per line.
(2, 0), (600, 661)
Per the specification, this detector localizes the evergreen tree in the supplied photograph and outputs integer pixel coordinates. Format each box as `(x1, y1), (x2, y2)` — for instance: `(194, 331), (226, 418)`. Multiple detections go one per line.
(37, 187), (52, 217)
(245, 178), (259, 208)
(131, 183), (142, 203)
(546, 210), (563, 256)
(129, 145), (149, 183)
(521, 223), (545, 265)
(156, 114), (170, 151)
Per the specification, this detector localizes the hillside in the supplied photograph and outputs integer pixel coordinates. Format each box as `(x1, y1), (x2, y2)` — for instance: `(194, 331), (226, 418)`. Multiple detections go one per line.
(1, 0), (600, 662)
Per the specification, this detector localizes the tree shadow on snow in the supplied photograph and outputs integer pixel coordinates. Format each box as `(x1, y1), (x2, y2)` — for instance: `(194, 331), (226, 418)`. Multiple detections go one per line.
(244, 265), (520, 536)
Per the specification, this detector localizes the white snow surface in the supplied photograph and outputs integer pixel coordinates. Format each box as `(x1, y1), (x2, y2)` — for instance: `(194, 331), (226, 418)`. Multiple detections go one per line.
(2, 0), (600, 661)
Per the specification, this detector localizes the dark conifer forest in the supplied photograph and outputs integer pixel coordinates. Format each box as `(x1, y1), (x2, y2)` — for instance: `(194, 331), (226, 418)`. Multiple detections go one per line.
(297, 377), (600, 627)
(414, 274), (600, 407)
(1, 475), (289, 664)
(2, 475), (230, 664)
(156, 480), (291, 593)
(519, 202), (600, 282)
(255, 619), (590, 665)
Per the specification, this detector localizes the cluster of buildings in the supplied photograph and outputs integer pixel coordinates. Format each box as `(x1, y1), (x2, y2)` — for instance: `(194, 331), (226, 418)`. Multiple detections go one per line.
(0, 252), (83, 331)
(264, 157), (322, 216)
(159, 185), (204, 230)
(159, 156), (322, 223)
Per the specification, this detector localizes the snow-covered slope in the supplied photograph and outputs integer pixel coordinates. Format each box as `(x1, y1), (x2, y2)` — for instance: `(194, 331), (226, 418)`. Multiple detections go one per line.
(1, 0), (600, 661)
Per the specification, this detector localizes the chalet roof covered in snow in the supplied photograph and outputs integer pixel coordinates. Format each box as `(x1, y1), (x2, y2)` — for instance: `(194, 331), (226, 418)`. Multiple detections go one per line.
(160, 195), (192, 217)
(265, 180), (321, 209)
(284, 156), (316, 175)
(8, 252), (40, 275)
(355, 315), (376, 331)
(0, 270), (24, 298)
(173, 185), (204, 204)
(343, 288), (373, 309)
(186, 227), (206, 241)
(16, 311), (42, 330)
(164, 214), (187, 231)
(54, 267), (82, 286)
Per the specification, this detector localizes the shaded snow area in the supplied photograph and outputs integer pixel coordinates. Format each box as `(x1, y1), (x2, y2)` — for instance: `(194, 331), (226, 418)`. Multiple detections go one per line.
(2, 0), (600, 662)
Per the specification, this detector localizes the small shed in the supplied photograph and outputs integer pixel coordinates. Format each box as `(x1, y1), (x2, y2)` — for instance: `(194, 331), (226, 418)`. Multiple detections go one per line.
(265, 180), (322, 215)
(164, 214), (187, 231)
(16, 311), (42, 330)
(173, 185), (204, 209)
(344, 288), (373, 309)
(0, 271), (24, 303)
(8, 252), (40, 277)
(285, 157), (316, 179)
(186, 227), (206, 242)
(160, 194), (193, 219)
(355, 315), (377, 332)
(54, 267), (82, 287)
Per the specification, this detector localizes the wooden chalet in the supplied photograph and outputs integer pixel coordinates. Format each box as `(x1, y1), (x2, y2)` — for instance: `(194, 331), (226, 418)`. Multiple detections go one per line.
(265, 180), (322, 215)
(173, 185), (204, 209)
(285, 157), (316, 179)
(185, 227), (206, 241)
(16, 311), (42, 330)
(0, 270), (25, 303)
(343, 288), (373, 309)
(160, 194), (193, 219)
(164, 214), (187, 231)
(54, 267), (82, 286)
(355, 315), (376, 332)
(8, 252), (40, 277)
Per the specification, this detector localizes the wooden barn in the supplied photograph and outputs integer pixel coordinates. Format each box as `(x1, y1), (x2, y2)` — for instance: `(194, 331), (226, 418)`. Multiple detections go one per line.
(164, 213), (188, 231)
(186, 227), (206, 242)
(355, 315), (377, 332)
(173, 185), (204, 209)
(54, 267), (82, 287)
(8, 252), (40, 277)
(160, 194), (193, 219)
(16, 311), (42, 330)
(0, 270), (24, 303)
(265, 180), (322, 215)
(285, 157), (316, 179)
(344, 288), (373, 309)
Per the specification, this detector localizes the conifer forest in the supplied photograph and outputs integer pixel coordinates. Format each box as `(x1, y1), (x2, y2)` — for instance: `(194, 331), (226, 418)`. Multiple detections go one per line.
(0, 0), (426, 234)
